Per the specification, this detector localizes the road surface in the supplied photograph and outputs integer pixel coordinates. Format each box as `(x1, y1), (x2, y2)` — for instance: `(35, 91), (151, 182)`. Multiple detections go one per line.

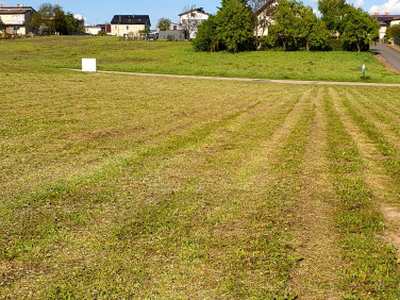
(371, 43), (400, 73)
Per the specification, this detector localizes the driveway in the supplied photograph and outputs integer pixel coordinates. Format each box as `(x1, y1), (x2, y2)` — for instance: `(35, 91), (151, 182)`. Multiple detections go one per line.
(371, 44), (400, 73)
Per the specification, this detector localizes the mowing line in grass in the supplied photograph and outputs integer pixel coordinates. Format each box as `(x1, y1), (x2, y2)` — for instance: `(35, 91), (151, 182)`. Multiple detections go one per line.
(325, 88), (400, 298)
(1, 81), (311, 297)
(31, 87), (303, 298)
(289, 87), (343, 298)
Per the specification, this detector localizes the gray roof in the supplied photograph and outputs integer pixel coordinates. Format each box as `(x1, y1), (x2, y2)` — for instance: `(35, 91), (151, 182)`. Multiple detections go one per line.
(0, 6), (36, 14)
(111, 15), (151, 27)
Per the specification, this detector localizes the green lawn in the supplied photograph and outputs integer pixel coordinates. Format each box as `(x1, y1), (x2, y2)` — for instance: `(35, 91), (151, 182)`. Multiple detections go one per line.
(1, 37), (400, 298)
(0, 36), (399, 82)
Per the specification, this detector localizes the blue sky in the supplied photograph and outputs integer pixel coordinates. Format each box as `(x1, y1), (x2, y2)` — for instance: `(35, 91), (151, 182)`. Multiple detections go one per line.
(1, 0), (400, 27)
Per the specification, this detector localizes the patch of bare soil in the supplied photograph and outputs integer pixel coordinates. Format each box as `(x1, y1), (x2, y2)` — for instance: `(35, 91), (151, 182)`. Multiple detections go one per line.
(382, 207), (400, 258)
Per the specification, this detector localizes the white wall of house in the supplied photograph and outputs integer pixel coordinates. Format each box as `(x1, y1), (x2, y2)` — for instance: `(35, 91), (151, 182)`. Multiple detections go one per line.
(390, 20), (400, 26)
(255, 15), (275, 36)
(170, 22), (182, 31)
(0, 12), (34, 35)
(179, 10), (208, 39)
(85, 26), (102, 35)
(379, 25), (387, 40)
(111, 24), (146, 36)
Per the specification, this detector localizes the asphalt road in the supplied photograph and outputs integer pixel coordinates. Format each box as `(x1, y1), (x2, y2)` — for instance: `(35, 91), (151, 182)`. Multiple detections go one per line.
(371, 43), (400, 73)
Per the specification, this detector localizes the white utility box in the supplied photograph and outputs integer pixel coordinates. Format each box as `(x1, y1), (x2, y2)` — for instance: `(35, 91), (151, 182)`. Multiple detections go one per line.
(82, 58), (97, 72)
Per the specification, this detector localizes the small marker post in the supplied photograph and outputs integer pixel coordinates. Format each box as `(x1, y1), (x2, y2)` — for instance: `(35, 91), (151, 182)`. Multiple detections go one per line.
(362, 64), (366, 78)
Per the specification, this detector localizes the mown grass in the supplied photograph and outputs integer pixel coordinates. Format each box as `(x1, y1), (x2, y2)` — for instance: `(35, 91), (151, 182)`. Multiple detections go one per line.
(324, 89), (400, 298)
(1, 38), (400, 298)
(0, 36), (399, 82)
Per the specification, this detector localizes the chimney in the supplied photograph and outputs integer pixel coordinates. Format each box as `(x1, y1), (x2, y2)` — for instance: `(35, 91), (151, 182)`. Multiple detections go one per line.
(17, 4), (23, 8)
(374, 12), (379, 16)
(385, 12), (389, 15)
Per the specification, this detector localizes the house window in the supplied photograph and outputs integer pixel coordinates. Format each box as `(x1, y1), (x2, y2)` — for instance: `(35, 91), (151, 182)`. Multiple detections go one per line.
(115, 25), (117, 29)
(126, 26), (129, 30)
(173, 26), (177, 30)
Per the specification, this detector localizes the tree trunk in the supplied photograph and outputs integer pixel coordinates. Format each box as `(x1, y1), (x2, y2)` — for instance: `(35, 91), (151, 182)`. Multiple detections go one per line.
(357, 42), (361, 52)
(282, 41), (286, 52)
(306, 41), (310, 52)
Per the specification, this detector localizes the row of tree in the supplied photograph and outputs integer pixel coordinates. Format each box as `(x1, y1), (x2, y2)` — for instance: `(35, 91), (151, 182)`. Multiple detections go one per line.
(30, 3), (84, 35)
(193, 0), (380, 52)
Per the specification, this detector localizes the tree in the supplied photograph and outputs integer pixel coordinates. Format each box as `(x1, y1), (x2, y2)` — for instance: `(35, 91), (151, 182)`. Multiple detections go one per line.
(30, 3), (83, 35)
(387, 24), (400, 39)
(298, 6), (330, 51)
(0, 17), (6, 33)
(340, 7), (379, 52)
(215, 0), (254, 52)
(318, 0), (347, 36)
(268, 0), (302, 51)
(157, 18), (171, 31)
(192, 15), (220, 51)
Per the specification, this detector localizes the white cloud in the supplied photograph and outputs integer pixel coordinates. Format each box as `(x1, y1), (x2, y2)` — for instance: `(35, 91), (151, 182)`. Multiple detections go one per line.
(369, 0), (400, 14)
(355, 0), (365, 8)
(74, 14), (85, 21)
(74, 13), (88, 25)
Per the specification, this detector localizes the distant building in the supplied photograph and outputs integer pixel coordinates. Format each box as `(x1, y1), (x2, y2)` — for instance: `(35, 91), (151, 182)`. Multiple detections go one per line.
(371, 13), (400, 41)
(179, 7), (209, 39)
(110, 14), (151, 37)
(0, 4), (36, 36)
(170, 22), (182, 31)
(254, 0), (278, 37)
(85, 26), (102, 35)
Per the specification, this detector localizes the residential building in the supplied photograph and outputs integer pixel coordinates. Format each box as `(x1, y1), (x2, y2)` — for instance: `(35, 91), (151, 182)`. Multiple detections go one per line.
(0, 4), (36, 36)
(110, 14), (151, 37)
(254, 0), (278, 37)
(371, 13), (400, 41)
(85, 26), (102, 35)
(170, 22), (182, 31)
(179, 7), (209, 39)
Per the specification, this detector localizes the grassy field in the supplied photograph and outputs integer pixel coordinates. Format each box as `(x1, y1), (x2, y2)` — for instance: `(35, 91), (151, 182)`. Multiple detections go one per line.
(0, 36), (400, 82)
(1, 37), (400, 298)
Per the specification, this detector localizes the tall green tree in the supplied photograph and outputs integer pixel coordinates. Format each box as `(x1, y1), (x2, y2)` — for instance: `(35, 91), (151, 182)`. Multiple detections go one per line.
(268, 0), (301, 51)
(30, 3), (83, 35)
(341, 7), (379, 52)
(0, 17), (6, 33)
(157, 18), (172, 31)
(318, 0), (347, 35)
(298, 6), (330, 51)
(216, 0), (254, 52)
(192, 15), (220, 51)
(387, 24), (400, 39)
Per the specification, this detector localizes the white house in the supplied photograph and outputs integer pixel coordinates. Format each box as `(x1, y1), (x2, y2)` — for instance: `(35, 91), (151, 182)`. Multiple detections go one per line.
(254, 0), (278, 37)
(179, 7), (209, 39)
(110, 14), (151, 37)
(371, 13), (400, 41)
(0, 4), (36, 36)
(85, 26), (102, 35)
(170, 22), (182, 31)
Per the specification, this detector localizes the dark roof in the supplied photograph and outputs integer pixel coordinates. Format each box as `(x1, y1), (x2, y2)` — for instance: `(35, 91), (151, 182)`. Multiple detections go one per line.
(255, 0), (278, 16)
(111, 15), (150, 26)
(179, 8), (209, 16)
(0, 6), (36, 14)
(370, 14), (400, 23)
